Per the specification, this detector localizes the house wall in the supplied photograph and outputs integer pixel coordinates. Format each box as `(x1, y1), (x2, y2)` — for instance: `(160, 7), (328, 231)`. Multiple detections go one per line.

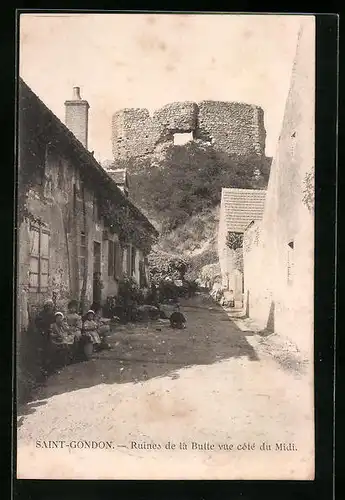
(217, 198), (236, 291)
(218, 242), (243, 305)
(18, 142), (149, 327)
(217, 195), (244, 304)
(243, 19), (315, 352)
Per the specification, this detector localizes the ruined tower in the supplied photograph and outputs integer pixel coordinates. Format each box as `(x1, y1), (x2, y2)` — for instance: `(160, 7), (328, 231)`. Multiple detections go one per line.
(111, 100), (267, 161)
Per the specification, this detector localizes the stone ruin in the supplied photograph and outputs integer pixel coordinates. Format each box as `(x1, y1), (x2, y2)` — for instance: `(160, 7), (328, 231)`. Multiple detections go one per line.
(112, 100), (268, 162)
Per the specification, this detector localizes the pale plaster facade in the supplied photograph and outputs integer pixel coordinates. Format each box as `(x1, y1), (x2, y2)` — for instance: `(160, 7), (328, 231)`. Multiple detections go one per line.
(243, 19), (315, 353)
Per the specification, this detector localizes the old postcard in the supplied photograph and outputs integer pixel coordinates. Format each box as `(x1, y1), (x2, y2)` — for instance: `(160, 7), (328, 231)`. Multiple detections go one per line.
(16, 12), (315, 480)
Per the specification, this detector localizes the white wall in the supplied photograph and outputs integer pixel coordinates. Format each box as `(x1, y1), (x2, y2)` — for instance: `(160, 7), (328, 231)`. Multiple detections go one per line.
(243, 18), (315, 353)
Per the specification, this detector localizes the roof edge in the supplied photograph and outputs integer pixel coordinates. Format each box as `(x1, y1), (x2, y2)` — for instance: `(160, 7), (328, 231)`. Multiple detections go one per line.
(19, 78), (158, 237)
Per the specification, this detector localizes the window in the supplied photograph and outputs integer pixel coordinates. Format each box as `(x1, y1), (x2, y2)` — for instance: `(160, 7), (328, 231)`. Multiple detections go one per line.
(287, 241), (294, 284)
(121, 245), (132, 277)
(79, 232), (87, 279)
(108, 240), (114, 277)
(29, 225), (50, 292)
(108, 240), (122, 280)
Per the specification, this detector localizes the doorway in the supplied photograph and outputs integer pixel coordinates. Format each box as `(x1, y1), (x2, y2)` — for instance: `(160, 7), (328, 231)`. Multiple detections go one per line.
(234, 269), (243, 306)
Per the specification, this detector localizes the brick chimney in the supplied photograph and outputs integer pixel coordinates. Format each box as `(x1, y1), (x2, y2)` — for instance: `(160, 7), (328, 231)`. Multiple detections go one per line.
(64, 86), (90, 149)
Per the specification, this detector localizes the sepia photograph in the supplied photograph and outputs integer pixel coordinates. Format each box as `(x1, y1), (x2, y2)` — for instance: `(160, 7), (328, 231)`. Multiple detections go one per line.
(16, 12), (315, 480)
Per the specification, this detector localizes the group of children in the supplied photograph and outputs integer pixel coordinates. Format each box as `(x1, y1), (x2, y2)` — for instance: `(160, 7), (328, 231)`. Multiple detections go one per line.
(36, 299), (112, 373)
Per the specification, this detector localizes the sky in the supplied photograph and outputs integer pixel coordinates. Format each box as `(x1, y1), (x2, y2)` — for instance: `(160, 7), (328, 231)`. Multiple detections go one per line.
(19, 13), (313, 163)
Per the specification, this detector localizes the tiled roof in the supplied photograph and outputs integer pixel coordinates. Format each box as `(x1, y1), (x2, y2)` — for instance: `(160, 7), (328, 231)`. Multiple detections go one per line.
(221, 187), (266, 233)
(105, 168), (127, 185)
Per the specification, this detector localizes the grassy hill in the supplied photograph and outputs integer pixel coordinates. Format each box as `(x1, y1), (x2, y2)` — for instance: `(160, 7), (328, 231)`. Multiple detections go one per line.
(109, 141), (270, 285)
(157, 207), (219, 283)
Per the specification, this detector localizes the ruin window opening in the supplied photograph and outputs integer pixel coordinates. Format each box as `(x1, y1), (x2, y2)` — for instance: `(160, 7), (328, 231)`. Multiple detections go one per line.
(173, 132), (193, 145)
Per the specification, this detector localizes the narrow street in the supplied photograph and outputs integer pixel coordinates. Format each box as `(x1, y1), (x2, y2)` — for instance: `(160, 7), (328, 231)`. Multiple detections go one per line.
(17, 294), (314, 480)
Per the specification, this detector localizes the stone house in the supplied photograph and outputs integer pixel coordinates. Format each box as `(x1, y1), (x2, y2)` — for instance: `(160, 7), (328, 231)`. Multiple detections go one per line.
(218, 187), (266, 307)
(17, 78), (158, 331)
(242, 19), (314, 352)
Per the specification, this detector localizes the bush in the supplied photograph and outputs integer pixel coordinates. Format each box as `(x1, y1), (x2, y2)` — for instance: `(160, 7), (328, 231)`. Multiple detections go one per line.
(117, 275), (142, 304)
(199, 262), (222, 288)
(104, 276), (146, 322)
(148, 248), (189, 285)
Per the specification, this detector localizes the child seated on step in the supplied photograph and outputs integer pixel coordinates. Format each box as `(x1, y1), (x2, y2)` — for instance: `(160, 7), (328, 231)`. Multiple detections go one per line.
(82, 309), (112, 351)
(66, 299), (83, 358)
(49, 312), (75, 367)
(66, 300), (82, 340)
(93, 305), (112, 350)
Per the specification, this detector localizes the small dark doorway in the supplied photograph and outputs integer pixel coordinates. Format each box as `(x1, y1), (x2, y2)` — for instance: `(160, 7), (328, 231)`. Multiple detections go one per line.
(93, 241), (102, 306)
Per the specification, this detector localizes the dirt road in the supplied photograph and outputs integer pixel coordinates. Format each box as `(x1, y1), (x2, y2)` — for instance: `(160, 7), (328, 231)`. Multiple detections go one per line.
(17, 294), (314, 480)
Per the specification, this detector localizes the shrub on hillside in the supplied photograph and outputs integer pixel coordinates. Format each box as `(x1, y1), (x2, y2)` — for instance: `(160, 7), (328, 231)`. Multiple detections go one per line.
(185, 245), (218, 281)
(160, 209), (218, 255)
(200, 262), (222, 288)
(111, 145), (269, 233)
(148, 248), (189, 285)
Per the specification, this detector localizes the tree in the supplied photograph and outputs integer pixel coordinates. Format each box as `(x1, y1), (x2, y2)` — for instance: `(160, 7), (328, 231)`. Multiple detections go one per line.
(226, 232), (243, 251)
(148, 248), (189, 285)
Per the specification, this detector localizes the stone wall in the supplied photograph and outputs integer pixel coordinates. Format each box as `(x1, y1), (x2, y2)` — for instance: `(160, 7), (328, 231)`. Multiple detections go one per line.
(112, 100), (267, 161)
(196, 101), (265, 156)
(18, 143), (149, 324)
(112, 108), (159, 160)
(18, 146), (118, 317)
